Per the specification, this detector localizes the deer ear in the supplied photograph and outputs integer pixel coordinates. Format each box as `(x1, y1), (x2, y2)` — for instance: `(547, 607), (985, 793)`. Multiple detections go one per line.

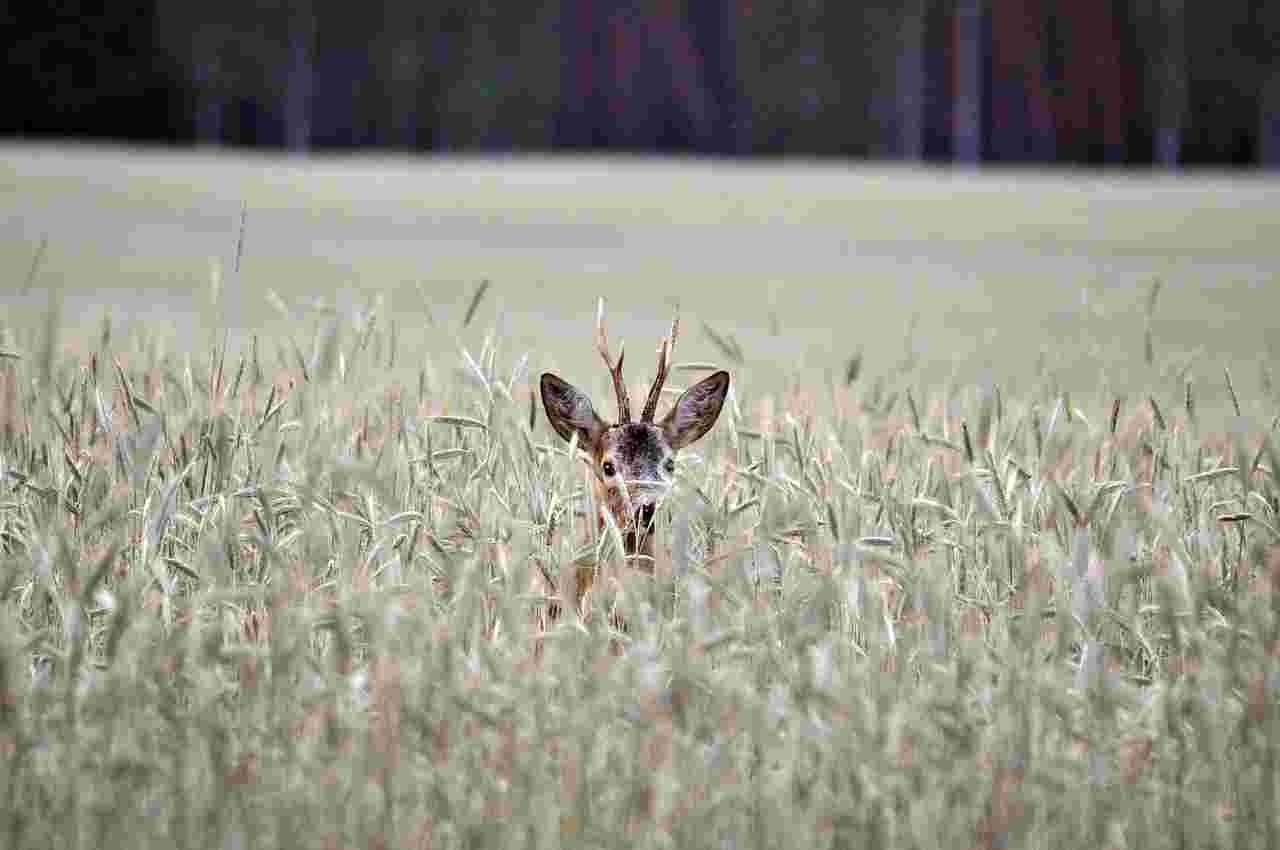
(541, 372), (606, 447)
(660, 370), (729, 450)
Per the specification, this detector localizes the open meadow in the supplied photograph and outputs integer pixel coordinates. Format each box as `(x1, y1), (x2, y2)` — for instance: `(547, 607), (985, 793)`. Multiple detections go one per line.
(1, 144), (1280, 848)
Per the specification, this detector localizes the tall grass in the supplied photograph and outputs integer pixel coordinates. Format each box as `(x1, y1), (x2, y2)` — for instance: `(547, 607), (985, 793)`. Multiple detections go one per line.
(1, 280), (1277, 849)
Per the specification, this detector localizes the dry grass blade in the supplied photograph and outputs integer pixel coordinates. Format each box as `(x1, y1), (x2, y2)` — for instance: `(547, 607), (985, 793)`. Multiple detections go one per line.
(845, 351), (862, 385)
(289, 336), (311, 382)
(1055, 481), (1083, 526)
(461, 279), (491, 329)
(1184, 467), (1240, 485)
(701, 320), (743, 364)
(142, 460), (197, 567)
(1261, 431), (1280, 484)
(426, 415), (488, 431)
(1224, 367), (1241, 417)
(114, 356), (142, 430)
(1148, 395), (1167, 430)
(234, 202), (248, 275)
(907, 389), (921, 432)
(94, 385), (114, 441)
(1145, 278), (1162, 317)
(38, 283), (62, 390)
(21, 235), (48, 295)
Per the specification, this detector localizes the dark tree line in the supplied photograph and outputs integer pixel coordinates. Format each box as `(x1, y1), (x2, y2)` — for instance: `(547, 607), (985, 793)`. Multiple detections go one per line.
(4, 0), (1278, 165)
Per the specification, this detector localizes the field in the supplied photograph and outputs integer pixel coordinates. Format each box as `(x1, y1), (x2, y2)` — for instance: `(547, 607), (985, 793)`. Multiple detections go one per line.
(1, 144), (1279, 848)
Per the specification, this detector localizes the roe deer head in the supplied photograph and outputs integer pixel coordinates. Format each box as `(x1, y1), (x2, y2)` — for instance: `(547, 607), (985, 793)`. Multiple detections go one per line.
(540, 300), (729, 584)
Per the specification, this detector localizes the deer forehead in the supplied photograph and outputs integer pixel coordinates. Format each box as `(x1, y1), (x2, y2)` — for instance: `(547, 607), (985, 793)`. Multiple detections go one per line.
(600, 424), (670, 469)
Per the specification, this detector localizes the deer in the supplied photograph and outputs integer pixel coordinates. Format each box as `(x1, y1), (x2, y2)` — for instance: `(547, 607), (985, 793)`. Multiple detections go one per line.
(538, 299), (730, 633)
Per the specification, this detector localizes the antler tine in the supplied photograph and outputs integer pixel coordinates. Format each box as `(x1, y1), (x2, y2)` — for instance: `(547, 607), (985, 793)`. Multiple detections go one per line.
(641, 312), (680, 422)
(595, 297), (631, 423)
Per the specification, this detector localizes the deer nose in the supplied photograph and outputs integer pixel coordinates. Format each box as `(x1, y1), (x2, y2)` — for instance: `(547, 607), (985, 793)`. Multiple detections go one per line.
(626, 480), (668, 507)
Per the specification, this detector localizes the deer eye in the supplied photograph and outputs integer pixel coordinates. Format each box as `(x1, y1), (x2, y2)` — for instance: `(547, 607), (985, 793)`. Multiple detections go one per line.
(664, 458), (676, 474)
(602, 461), (617, 477)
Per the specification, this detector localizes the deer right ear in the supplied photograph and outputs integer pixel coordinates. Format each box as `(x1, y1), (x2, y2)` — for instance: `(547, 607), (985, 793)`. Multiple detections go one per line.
(540, 373), (606, 447)
(660, 370), (730, 450)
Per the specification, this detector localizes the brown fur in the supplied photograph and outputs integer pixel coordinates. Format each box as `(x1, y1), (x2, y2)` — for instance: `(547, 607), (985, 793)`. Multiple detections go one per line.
(538, 304), (730, 631)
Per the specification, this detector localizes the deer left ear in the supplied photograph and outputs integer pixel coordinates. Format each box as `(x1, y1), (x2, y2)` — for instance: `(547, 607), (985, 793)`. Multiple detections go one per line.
(660, 370), (730, 450)
(541, 372), (606, 447)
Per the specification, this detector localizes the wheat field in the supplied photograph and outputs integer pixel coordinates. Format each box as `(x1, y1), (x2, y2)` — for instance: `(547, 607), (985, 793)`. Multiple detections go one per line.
(1, 145), (1279, 848)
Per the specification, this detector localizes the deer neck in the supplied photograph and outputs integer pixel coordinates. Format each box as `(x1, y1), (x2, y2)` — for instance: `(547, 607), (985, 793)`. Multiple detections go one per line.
(593, 494), (656, 573)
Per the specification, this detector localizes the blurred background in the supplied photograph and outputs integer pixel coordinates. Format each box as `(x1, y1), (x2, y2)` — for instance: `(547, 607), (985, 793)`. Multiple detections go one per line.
(4, 0), (1278, 414)
(5, 0), (1279, 167)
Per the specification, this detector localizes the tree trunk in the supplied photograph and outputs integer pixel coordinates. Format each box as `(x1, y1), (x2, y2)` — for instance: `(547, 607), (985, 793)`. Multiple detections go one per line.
(192, 34), (223, 146)
(686, 0), (739, 154)
(897, 0), (927, 160)
(388, 39), (422, 150)
(1262, 74), (1280, 167)
(554, 0), (606, 147)
(1154, 0), (1184, 167)
(284, 5), (315, 153)
(953, 0), (984, 163)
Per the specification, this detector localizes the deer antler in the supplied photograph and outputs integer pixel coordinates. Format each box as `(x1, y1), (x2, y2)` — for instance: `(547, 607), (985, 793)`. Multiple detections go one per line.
(640, 312), (679, 422)
(595, 297), (631, 423)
